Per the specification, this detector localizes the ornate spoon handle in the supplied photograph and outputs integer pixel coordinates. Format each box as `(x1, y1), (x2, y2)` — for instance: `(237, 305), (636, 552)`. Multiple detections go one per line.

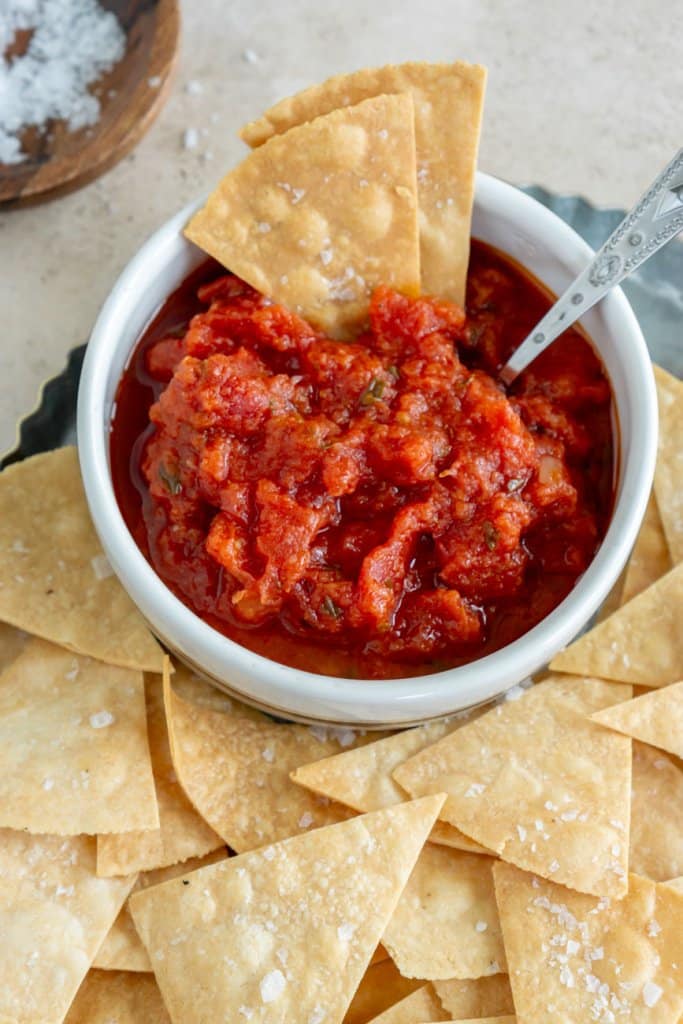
(500, 148), (683, 385)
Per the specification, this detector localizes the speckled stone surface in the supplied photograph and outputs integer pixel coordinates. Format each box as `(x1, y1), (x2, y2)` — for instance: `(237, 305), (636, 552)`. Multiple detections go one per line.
(1, 0), (680, 453)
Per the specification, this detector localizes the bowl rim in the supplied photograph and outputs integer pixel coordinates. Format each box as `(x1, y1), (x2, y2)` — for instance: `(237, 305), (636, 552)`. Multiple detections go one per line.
(77, 171), (658, 724)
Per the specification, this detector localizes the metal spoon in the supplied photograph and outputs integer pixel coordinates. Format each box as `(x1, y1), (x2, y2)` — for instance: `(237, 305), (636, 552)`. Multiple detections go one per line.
(499, 148), (683, 386)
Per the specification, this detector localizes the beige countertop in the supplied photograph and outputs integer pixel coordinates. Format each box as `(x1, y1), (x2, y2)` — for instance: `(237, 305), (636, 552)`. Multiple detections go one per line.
(1, 0), (680, 454)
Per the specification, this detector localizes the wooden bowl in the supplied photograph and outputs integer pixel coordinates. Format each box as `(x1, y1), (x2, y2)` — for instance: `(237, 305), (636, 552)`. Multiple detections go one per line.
(0, 0), (180, 207)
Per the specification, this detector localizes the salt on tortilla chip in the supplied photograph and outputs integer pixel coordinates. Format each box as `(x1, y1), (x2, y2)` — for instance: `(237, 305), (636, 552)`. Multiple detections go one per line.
(494, 862), (683, 1024)
(383, 845), (505, 980)
(394, 676), (632, 897)
(97, 668), (223, 877)
(291, 716), (490, 855)
(163, 667), (366, 852)
(591, 680), (683, 760)
(550, 562), (683, 686)
(345, 959), (424, 1024)
(365, 984), (445, 1023)
(433, 975), (515, 1019)
(621, 491), (672, 605)
(653, 365), (683, 563)
(240, 61), (487, 305)
(0, 448), (163, 671)
(64, 970), (170, 1024)
(630, 741), (683, 881)
(0, 637), (158, 835)
(187, 93), (420, 338)
(130, 796), (445, 1024)
(93, 849), (228, 972)
(0, 831), (134, 1024)
(0, 621), (26, 672)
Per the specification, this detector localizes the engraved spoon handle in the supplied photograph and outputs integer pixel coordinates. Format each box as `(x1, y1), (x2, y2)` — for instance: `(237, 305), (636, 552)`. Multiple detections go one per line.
(500, 148), (683, 385)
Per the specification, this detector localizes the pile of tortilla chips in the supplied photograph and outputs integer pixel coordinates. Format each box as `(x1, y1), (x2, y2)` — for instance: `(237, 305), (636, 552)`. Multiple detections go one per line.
(1, 62), (682, 1024)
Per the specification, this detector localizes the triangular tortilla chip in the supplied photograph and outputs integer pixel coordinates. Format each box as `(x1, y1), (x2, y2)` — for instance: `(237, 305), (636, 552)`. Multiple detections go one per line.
(653, 365), (683, 564)
(0, 637), (158, 835)
(494, 862), (683, 1023)
(630, 741), (683, 881)
(0, 621), (26, 672)
(394, 676), (632, 897)
(432, 975), (515, 1019)
(0, 831), (134, 1024)
(97, 668), (223, 876)
(345, 959), (424, 1024)
(550, 562), (683, 686)
(65, 970), (171, 1024)
(291, 716), (490, 855)
(164, 667), (367, 851)
(93, 849), (228, 972)
(365, 984), (445, 1023)
(621, 491), (673, 605)
(240, 61), (487, 305)
(187, 93), (420, 337)
(0, 448), (163, 671)
(129, 796), (444, 1024)
(591, 680), (683, 759)
(383, 845), (505, 980)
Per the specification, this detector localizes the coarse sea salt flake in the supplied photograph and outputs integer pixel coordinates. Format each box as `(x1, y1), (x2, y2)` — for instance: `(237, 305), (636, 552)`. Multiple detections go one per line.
(42, 777), (54, 791)
(465, 782), (486, 798)
(89, 710), (115, 729)
(91, 553), (114, 580)
(517, 824), (527, 842)
(261, 747), (275, 762)
(647, 919), (662, 937)
(183, 128), (199, 150)
(260, 969), (286, 1004)
(298, 812), (314, 829)
(337, 922), (355, 942)
(475, 920), (488, 932)
(642, 980), (663, 1008)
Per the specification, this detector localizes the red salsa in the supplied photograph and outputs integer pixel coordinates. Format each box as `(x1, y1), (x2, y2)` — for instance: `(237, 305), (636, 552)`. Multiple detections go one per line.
(111, 241), (614, 679)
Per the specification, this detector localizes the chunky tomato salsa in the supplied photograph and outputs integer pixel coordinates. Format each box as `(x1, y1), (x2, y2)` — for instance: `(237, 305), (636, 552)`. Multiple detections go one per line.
(111, 242), (614, 679)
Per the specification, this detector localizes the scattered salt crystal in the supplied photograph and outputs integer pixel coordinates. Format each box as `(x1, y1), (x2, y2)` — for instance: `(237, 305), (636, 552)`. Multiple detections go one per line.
(647, 919), (662, 937)
(291, 187), (306, 204)
(642, 980), (663, 1008)
(308, 1009), (325, 1024)
(148, 76), (162, 88)
(475, 920), (488, 932)
(611, 843), (621, 857)
(559, 965), (574, 987)
(65, 662), (79, 681)
(185, 79), (203, 95)
(0, 0), (126, 164)
(566, 939), (580, 955)
(261, 747), (275, 762)
(183, 128), (199, 150)
(465, 782), (486, 798)
(548, 859), (560, 874)
(256, 222), (272, 233)
(242, 48), (259, 63)
(544, 801), (557, 812)
(91, 553), (114, 580)
(11, 540), (28, 553)
(262, 847), (275, 861)
(260, 969), (286, 1004)
(516, 824), (527, 842)
(377, 128), (388, 139)
(42, 778), (54, 791)
(238, 1007), (253, 1019)
(89, 710), (115, 729)
(298, 812), (314, 829)
(654, 759), (668, 770)
(561, 809), (578, 822)
(337, 922), (355, 942)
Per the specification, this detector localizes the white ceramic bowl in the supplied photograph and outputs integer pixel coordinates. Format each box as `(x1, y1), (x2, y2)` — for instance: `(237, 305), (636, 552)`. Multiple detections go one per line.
(78, 173), (657, 727)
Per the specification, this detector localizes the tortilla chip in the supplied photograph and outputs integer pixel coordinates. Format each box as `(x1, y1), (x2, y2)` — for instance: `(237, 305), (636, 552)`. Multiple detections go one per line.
(64, 970), (171, 1024)
(621, 491), (673, 605)
(653, 365), (683, 564)
(93, 849), (228, 972)
(186, 93), (420, 337)
(240, 61), (487, 305)
(0, 448), (163, 672)
(665, 876), (683, 893)
(0, 637), (158, 835)
(591, 680), (683, 759)
(630, 741), (683, 881)
(394, 676), (632, 897)
(365, 984), (445, 1023)
(0, 621), (26, 672)
(433, 975), (515, 1019)
(550, 562), (683, 686)
(494, 862), (683, 1023)
(0, 831), (134, 1024)
(447, 1019), (515, 1024)
(383, 845), (505, 980)
(291, 716), (490, 855)
(163, 667), (368, 852)
(345, 960), (424, 1024)
(129, 796), (444, 1024)
(97, 669), (223, 876)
